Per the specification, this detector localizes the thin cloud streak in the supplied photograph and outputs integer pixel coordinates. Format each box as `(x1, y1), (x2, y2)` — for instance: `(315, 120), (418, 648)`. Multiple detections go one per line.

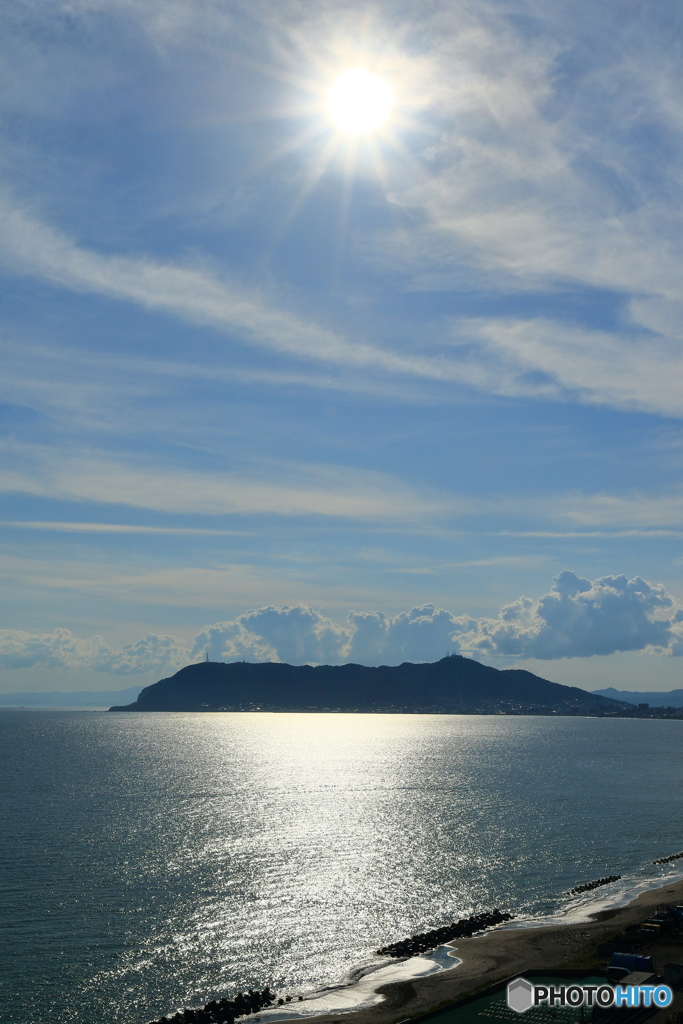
(464, 318), (683, 418)
(5, 522), (682, 542)
(0, 440), (448, 519)
(0, 521), (250, 536)
(488, 530), (683, 539)
(3, 439), (683, 530)
(5, 198), (683, 420)
(0, 550), (402, 611)
(0, 338), (454, 424)
(0, 198), (481, 386)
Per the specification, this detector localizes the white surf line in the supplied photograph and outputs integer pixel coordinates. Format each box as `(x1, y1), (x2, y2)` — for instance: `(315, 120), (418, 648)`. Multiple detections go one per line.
(250, 947), (462, 1022)
(483, 868), (683, 933)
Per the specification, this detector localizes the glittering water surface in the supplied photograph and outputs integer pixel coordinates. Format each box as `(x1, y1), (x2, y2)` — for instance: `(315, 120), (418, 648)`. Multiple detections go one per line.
(3, 711), (683, 1024)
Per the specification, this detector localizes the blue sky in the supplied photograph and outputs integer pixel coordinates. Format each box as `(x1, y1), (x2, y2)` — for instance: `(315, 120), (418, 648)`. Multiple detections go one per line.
(2, 0), (683, 693)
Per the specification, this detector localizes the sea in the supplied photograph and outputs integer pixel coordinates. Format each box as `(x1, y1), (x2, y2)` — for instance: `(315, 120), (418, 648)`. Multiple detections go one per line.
(2, 710), (683, 1024)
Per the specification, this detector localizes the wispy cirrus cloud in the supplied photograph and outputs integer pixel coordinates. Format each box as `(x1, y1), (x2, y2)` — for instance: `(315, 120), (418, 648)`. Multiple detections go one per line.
(459, 317), (683, 418)
(0, 439), (447, 519)
(0, 197), (475, 387)
(364, 4), (683, 416)
(0, 521), (248, 536)
(4, 3), (683, 423)
(0, 338), (446, 422)
(382, 4), (683, 297)
(6, 202), (683, 419)
(4, 436), (683, 531)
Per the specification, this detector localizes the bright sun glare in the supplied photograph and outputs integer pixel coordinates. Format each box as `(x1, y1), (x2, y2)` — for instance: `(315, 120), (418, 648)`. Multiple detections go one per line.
(327, 67), (393, 134)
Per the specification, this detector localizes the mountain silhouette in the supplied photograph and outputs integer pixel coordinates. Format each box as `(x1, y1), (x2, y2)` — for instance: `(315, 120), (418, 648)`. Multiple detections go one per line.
(108, 656), (630, 713)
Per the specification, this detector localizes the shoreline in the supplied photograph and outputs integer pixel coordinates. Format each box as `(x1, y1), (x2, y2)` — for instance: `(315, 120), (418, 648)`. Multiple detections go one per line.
(284, 877), (683, 1024)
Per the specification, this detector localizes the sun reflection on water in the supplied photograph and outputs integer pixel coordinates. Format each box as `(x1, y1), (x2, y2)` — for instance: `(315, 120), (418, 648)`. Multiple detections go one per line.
(3, 712), (683, 1024)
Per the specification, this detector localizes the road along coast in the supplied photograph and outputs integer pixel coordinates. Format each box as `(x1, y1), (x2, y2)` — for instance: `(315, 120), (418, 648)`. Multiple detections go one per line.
(298, 878), (683, 1024)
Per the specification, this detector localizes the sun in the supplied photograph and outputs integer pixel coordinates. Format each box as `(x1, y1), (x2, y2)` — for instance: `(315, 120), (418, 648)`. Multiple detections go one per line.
(327, 67), (393, 134)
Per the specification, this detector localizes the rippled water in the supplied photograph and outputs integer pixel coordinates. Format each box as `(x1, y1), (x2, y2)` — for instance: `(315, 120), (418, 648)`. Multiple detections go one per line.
(2, 711), (683, 1024)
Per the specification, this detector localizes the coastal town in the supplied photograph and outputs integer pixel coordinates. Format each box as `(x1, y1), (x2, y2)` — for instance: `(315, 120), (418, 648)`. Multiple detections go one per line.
(467, 702), (683, 718)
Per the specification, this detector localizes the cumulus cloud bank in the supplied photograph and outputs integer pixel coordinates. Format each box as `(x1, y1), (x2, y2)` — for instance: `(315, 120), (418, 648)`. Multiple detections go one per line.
(4, 571), (683, 676)
(190, 604), (476, 667)
(0, 628), (189, 675)
(460, 571), (679, 660)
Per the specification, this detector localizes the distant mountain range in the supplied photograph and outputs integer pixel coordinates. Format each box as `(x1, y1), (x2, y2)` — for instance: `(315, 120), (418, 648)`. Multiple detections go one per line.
(0, 686), (143, 708)
(108, 657), (633, 714)
(592, 687), (683, 708)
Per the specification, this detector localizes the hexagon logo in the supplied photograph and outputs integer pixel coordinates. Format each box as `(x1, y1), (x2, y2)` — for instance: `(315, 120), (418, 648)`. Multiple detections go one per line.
(507, 977), (534, 1013)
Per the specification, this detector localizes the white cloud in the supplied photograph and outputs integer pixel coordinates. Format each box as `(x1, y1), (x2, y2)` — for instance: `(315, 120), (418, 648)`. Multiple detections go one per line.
(0, 338), (446, 426)
(459, 571), (681, 660)
(0, 544), (426, 614)
(360, 4), (683, 416)
(189, 577), (683, 667)
(0, 439), (445, 519)
(0, 627), (188, 674)
(190, 603), (473, 666)
(3, 5), (683, 420)
(4, 571), (683, 676)
(104, 632), (190, 674)
(5, 437), (683, 537)
(0, 196), (494, 388)
(0, 605), (478, 675)
(192, 606), (348, 665)
(0, 521), (245, 536)
(383, 5), (683, 296)
(460, 317), (683, 417)
(556, 494), (683, 530)
(0, 628), (113, 671)
(344, 606), (475, 665)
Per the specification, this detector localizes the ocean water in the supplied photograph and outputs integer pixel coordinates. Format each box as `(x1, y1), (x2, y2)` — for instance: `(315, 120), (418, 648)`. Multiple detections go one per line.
(2, 711), (683, 1024)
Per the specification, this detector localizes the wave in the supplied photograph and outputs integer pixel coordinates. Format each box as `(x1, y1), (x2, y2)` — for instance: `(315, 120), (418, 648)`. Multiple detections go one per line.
(250, 947), (461, 1021)
(501, 865), (683, 930)
(250, 866), (683, 1020)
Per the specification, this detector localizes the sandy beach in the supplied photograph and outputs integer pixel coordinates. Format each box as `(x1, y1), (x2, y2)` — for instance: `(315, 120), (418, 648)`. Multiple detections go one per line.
(305, 879), (683, 1024)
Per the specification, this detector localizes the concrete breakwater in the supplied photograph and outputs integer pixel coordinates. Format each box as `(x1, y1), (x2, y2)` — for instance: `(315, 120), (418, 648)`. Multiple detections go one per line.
(653, 850), (683, 865)
(375, 909), (514, 958)
(564, 874), (621, 896)
(143, 986), (296, 1024)
(142, 913), (512, 1024)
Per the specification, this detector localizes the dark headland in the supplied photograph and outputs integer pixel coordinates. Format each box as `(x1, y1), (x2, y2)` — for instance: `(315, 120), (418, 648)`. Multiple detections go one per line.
(109, 655), (635, 714)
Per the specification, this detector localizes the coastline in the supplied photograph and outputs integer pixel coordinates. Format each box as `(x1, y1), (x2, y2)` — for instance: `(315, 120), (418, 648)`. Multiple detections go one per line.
(282, 877), (683, 1024)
